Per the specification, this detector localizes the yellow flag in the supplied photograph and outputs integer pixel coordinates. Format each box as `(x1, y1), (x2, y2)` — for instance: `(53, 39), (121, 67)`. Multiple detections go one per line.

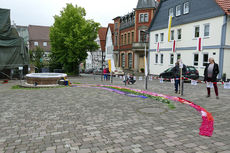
(168, 16), (172, 42)
(108, 60), (111, 72)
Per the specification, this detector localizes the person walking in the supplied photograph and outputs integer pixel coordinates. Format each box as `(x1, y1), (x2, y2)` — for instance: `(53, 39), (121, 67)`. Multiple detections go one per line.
(172, 60), (187, 94)
(204, 57), (219, 99)
(103, 68), (107, 80)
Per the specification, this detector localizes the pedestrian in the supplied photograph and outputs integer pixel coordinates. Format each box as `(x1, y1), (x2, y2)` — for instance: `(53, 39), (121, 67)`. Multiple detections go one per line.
(172, 60), (187, 94)
(103, 68), (107, 80)
(204, 57), (219, 99)
(106, 68), (110, 81)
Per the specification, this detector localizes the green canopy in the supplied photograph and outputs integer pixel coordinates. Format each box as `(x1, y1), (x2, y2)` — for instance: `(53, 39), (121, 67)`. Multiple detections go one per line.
(0, 8), (29, 71)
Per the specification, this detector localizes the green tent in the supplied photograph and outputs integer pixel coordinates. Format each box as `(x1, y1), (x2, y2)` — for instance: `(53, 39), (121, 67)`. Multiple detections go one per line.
(0, 8), (29, 71)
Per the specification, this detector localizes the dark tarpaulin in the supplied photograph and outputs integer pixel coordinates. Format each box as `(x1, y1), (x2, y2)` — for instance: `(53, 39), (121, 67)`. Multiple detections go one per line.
(0, 8), (29, 71)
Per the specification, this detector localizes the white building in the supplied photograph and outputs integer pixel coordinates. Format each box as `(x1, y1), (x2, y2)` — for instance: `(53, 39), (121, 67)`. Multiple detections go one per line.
(105, 24), (116, 70)
(148, 0), (230, 79)
(85, 27), (107, 69)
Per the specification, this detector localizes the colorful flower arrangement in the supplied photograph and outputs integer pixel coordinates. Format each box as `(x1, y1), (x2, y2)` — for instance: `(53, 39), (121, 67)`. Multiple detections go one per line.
(71, 84), (214, 137)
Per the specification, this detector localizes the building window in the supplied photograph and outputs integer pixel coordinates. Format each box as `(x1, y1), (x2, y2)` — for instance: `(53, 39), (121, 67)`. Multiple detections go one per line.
(177, 53), (181, 61)
(115, 23), (118, 30)
(121, 53), (125, 68)
(139, 14), (144, 22)
(194, 26), (200, 38)
(140, 31), (147, 42)
(132, 32), (134, 43)
(194, 54), (199, 66)
(128, 33), (130, 44)
(115, 35), (117, 46)
(177, 29), (182, 40)
(124, 34), (127, 45)
(144, 13), (149, 22)
(204, 24), (210, 37)
(203, 53), (209, 66)
(160, 33), (164, 42)
(155, 34), (159, 43)
(43, 42), (47, 47)
(184, 2), (190, 14)
(169, 8), (174, 17)
(34, 41), (38, 46)
(171, 30), (174, 40)
(176, 5), (182, 16)
(170, 54), (174, 65)
(155, 54), (159, 64)
(160, 54), (164, 64)
(121, 35), (123, 46)
(139, 13), (148, 23)
(128, 53), (133, 68)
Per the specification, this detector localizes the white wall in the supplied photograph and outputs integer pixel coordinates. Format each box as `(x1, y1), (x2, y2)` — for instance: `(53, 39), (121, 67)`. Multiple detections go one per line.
(149, 16), (224, 76)
(150, 16), (224, 50)
(223, 49), (230, 79)
(149, 49), (219, 76)
(225, 16), (230, 46)
(85, 35), (103, 69)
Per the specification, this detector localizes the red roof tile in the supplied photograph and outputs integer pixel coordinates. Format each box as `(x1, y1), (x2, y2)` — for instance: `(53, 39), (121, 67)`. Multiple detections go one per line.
(28, 25), (50, 41)
(98, 27), (107, 52)
(216, 0), (230, 15)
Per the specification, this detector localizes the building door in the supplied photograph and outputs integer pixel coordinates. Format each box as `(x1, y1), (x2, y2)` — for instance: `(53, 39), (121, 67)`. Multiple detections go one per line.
(139, 55), (145, 72)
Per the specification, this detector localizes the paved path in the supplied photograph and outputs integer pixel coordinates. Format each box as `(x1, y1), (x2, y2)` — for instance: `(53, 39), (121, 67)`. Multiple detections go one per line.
(0, 76), (230, 153)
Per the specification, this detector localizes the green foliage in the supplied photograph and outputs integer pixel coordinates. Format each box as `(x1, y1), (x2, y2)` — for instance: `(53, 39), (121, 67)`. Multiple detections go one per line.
(29, 47), (45, 71)
(50, 3), (100, 74)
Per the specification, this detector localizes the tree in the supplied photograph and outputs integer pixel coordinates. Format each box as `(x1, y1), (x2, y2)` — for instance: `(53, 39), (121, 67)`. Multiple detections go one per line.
(50, 3), (100, 74)
(29, 47), (45, 72)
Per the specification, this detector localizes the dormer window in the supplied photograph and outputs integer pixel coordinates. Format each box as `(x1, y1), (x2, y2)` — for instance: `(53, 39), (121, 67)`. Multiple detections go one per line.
(169, 8), (174, 17)
(184, 2), (189, 14)
(139, 13), (149, 23)
(176, 5), (181, 16)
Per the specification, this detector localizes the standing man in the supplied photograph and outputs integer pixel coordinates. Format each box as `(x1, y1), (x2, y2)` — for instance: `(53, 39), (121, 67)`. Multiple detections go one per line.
(172, 60), (187, 94)
(204, 57), (219, 99)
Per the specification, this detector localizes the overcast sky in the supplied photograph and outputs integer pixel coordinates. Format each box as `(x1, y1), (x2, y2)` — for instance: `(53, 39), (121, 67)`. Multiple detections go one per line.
(0, 0), (138, 27)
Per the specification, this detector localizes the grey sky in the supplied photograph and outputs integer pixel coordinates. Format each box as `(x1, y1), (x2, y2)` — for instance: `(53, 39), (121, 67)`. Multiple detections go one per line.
(0, 0), (138, 27)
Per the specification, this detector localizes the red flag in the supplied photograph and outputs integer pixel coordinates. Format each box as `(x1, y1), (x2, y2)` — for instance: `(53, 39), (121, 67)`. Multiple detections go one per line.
(197, 37), (203, 51)
(172, 40), (176, 52)
(156, 42), (160, 52)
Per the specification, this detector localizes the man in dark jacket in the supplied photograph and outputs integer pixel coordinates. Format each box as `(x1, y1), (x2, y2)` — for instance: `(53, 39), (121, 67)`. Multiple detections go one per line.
(172, 61), (187, 94)
(204, 57), (219, 99)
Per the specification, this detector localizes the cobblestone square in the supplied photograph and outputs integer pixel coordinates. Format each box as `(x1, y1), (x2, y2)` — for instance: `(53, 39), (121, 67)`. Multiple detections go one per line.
(0, 75), (230, 153)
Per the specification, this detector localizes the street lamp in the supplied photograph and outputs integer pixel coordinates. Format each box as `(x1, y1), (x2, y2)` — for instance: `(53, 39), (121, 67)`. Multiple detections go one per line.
(141, 30), (150, 90)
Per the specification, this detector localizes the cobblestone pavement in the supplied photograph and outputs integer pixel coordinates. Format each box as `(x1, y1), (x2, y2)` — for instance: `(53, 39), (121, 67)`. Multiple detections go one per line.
(0, 75), (230, 153)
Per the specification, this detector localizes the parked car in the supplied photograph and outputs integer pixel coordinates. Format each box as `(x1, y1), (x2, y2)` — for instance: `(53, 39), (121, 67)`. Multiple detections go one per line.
(85, 68), (94, 74)
(159, 66), (199, 80)
(114, 67), (124, 76)
(93, 68), (103, 75)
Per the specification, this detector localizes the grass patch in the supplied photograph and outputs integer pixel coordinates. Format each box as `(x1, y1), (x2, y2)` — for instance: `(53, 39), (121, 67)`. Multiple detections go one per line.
(102, 86), (176, 110)
(72, 82), (81, 84)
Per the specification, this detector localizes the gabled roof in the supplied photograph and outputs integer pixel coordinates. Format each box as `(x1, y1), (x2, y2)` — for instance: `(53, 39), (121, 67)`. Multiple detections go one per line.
(136, 0), (158, 9)
(216, 0), (230, 15)
(106, 24), (115, 46)
(108, 24), (114, 34)
(98, 27), (107, 52)
(28, 25), (50, 41)
(98, 27), (107, 41)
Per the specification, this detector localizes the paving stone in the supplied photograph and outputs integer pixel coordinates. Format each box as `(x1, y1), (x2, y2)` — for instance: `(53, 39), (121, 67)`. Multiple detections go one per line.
(1, 77), (230, 153)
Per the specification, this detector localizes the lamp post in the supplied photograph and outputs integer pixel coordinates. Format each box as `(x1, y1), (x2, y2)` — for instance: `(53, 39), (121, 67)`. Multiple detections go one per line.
(101, 50), (104, 81)
(141, 30), (150, 90)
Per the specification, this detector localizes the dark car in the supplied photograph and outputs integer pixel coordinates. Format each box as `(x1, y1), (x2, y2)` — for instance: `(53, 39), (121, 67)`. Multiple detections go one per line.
(85, 68), (94, 74)
(93, 68), (103, 75)
(159, 66), (199, 80)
